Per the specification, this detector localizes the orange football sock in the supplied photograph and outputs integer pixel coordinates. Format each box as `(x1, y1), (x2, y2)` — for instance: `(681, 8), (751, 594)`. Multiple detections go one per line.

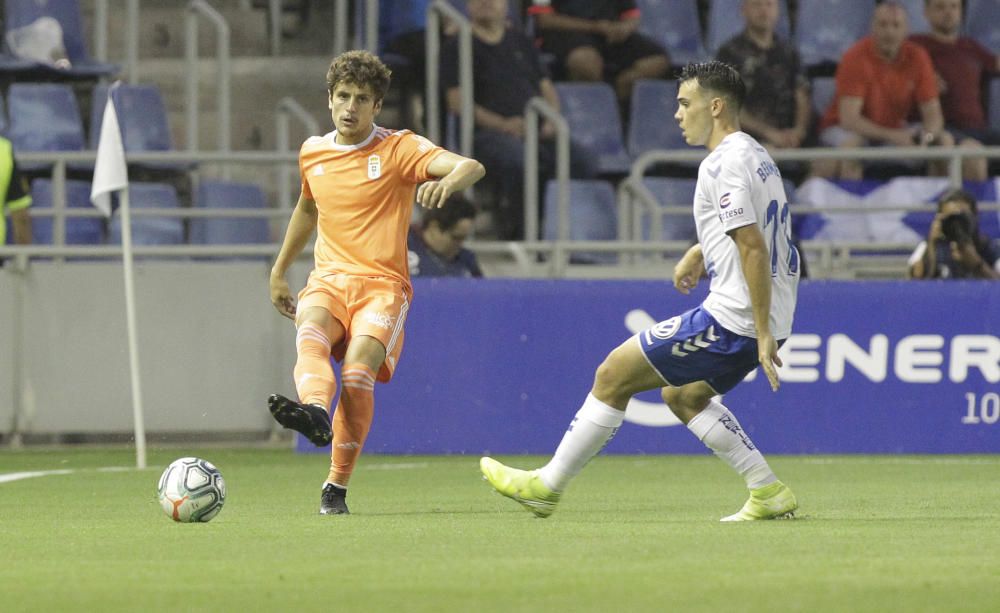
(328, 363), (376, 486)
(292, 322), (336, 409)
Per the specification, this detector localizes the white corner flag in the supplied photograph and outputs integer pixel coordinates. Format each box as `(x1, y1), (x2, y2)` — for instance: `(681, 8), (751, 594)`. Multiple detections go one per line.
(89, 81), (147, 469)
(90, 82), (128, 217)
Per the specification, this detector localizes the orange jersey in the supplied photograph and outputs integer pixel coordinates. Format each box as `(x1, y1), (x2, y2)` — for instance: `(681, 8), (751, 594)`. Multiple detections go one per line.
(299, 125), (445, 291)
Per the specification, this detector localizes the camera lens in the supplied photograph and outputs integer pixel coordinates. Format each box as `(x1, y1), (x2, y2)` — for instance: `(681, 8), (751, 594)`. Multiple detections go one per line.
(941, 213), (972, 243)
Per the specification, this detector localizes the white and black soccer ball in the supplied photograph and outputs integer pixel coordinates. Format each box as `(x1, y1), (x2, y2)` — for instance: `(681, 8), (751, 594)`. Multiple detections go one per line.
(157, 457), (226, 523)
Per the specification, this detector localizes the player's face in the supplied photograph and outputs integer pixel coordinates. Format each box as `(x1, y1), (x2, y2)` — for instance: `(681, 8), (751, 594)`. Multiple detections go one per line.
(674, 79), (715, 147)
(924, 0), (961, 35)
(871, 5), (908, 57)
(742, 0), (778, 33)
(329, 81), (382, 144)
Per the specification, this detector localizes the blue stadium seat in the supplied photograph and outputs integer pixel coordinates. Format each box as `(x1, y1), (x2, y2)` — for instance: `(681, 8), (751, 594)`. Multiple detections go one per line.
(7, 83), (86, 171)
(810, 76), (837, 118)
(706, 0), (791, 55)
(555, 82), (631, 174)
(109, 183), (184, 246)
(29, 179), (104, 245)
(190, 180), (271, 250)
(543, 179), (617, 263)
(3, 0), (118, 77)
(90, 84), (173, 156)
(966, 0), (1000, 53)
(640, 178), (698, 241)
(636, 0), (706, 65)
(796, 0), (875, 67)
(990, 78), (1000, 133)
(628, 79), (686, 158)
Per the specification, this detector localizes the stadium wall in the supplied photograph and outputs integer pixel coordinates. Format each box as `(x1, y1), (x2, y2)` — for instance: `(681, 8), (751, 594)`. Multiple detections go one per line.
(2, 266), (997, 453)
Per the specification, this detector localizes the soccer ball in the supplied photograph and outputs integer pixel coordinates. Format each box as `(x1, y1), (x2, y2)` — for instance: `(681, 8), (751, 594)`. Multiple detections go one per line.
(157, 457), (226, 523)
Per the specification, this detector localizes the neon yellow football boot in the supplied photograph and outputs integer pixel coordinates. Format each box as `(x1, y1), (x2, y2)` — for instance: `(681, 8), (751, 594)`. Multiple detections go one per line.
(480, 457), (561, 518)
(720, 480), (798, 522)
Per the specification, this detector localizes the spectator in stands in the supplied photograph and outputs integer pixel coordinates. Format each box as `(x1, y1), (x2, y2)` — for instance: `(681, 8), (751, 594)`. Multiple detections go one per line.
(715, 0), (812, 152)
(443, 0), (597, 240)
(814, 1), (987, 181)
(0, 136), (33, 259)
(910, 0), (1000, 145)
(408, 197), (483, 277)
(908, 188), (1000, 279)
(528, 0), (670, 104)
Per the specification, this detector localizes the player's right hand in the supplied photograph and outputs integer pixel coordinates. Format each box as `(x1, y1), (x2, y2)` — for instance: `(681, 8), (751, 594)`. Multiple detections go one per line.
(758, 332), (782, 392)
(270, 276), (296, 320)
(417, 180), (455, 209)
(673, 272), (697, 294)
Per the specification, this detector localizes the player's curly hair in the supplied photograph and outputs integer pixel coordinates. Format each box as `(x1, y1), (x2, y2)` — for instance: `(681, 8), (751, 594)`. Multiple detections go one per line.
(326, 50), (392, 101)
(678, 61), (746, 111)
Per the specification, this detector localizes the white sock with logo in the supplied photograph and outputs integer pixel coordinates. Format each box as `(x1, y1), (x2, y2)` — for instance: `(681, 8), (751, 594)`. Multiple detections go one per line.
(538, 394), (625, 492)
(685, 399), (776, 490)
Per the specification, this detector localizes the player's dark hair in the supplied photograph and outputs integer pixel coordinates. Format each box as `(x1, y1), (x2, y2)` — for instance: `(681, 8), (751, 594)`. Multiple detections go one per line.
(421, 197), (476, 232)
(678, 61), (746, 111)
(326, 50), (392, 101)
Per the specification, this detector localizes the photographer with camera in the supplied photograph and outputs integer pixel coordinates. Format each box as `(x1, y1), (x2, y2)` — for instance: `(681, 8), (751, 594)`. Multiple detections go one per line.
(908, 188), (1000, 279)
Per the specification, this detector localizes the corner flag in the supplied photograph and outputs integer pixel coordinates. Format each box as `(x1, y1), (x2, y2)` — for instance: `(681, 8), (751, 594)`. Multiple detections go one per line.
(88, 80), (147, 469)
(90, 82), (128, 217)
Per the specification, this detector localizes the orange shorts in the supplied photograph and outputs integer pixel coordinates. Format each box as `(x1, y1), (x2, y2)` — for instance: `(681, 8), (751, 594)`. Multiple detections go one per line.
(296, 272), (411, 382)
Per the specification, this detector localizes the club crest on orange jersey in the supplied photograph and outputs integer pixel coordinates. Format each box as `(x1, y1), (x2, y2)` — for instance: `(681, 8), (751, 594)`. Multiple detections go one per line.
(367, 154), (381, 179)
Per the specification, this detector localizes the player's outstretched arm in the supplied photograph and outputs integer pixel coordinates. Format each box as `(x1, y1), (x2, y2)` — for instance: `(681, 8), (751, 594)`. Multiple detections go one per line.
(730, 224), (782, 391)
(673, 244), (705, 295)
(269, 193), (318, 320)
(417, 151), (486, 209)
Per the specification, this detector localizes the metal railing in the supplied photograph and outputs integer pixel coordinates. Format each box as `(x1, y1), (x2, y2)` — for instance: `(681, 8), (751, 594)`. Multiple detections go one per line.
(425, 0), (473, 157)
(523, 97), (569, 248)
(185, 0), (231, 156)
(275, 97), (321, 209)
(619, 145), (1000, 243)
(330, 0), (380, 57)
(8, 143), (1000, 279)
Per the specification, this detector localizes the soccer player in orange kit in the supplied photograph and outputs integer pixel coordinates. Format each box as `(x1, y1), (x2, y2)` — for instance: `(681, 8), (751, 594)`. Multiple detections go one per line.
(267, 50), (485, 515)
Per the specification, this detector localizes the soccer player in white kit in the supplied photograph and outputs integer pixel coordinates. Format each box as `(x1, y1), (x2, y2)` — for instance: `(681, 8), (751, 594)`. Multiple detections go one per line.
(481, 61), (801, 521)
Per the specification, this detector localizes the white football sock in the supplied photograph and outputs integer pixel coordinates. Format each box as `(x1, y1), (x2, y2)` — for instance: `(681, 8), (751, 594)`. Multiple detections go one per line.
(539, 393), (625, 492)
(685, 399), (776, 490)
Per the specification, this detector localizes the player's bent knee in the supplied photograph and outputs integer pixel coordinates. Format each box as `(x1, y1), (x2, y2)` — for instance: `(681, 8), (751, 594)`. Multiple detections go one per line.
(344, 335), (388, 371)
(661, 384), (713, 423)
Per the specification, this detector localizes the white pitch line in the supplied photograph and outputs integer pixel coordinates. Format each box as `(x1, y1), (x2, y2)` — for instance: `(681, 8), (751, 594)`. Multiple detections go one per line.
(0, 466), (152, 485)
(0, 469), (75, 484)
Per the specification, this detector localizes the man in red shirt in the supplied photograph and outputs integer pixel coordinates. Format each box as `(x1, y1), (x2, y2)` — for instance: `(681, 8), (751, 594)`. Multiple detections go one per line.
(910, 0), (999, 144)
(814, 1), (985, 180)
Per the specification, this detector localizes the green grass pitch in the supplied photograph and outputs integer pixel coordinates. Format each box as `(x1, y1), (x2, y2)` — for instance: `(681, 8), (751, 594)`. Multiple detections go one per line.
(1, 448), (998, 612)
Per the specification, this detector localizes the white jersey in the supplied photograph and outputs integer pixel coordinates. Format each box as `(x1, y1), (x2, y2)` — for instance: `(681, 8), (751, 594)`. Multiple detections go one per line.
(694, 131), (799, 339)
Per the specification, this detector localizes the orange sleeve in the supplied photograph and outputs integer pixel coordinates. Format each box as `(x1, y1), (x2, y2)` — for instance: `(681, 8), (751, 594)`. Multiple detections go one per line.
(298, 140), (314, 200)
(392, 131), (446, 183)
(910, 44), (939, 104)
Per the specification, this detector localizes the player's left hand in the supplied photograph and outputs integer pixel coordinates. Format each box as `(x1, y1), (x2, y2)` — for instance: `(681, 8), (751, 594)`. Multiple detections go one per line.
(417, 180), (455, 209)
(758, 332), (782, 392)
